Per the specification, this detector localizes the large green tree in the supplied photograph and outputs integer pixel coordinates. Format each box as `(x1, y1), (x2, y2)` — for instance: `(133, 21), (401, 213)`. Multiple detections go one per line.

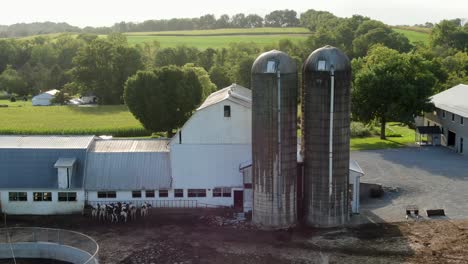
(124, 66), (206, 136)
(71, 36), (143, 104)
(0, 65), (29, 96)
(352, 46), (436, 139)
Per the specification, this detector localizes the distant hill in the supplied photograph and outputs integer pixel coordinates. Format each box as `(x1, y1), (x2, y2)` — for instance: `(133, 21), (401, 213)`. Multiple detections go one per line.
(0, 22), (81, 38)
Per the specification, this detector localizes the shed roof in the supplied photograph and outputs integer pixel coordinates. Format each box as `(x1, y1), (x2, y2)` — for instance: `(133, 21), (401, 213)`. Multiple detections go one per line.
(431, 84), (468, 118)
(54, 158), (77, 168)
(85, 139), (172, 190)
(32, 89), (60, 99)
(89, 139), (170, 152)
(0, 136), (95, 149)
(417, 126), (442, 135)
(197, 83), (251, 110)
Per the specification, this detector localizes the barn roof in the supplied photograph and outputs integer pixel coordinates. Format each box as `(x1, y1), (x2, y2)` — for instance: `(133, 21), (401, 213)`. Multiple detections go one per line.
(197, 83), (251, 110)
(0, 136), (95, 149)
(84, 139), (172, 190)
(431, 84), (468, 117)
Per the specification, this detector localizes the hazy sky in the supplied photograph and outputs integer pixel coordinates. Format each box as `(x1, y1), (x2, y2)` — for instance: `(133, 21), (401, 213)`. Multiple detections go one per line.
(1, 0), (467, 27)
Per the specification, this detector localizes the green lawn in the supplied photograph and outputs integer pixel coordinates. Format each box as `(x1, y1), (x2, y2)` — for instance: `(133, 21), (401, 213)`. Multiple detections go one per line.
(124, 27), (310, 36)
(350, 123), (415, 151)
(393, 28), (430, 44)
(0, 100), (148, 136)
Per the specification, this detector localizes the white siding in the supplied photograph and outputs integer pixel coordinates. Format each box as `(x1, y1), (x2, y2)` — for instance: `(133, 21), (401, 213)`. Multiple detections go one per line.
(0, 190), (85, 215)
(172, 101), (251, 145)
(170, 144), (250, 189)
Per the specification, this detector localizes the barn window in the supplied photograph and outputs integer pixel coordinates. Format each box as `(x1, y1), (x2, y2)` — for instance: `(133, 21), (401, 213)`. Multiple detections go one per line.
(159, 190), (168, 198)
(58, 192), (77, 202)
(97, 191), (116, 199)
(33, 192), (52, 202)
(461, 117), (464, 125)
(145, 190), (155, 198)
(452, 114), (455, 121)
(174, 189), (184, 198)
(213, 188), (231, 197)
(9, 192), (27, 202)
(132, 190), (142, 198)
(224, 105), (231, 117)
(442, 111), (446, 118)
(188, 189), (206, 197)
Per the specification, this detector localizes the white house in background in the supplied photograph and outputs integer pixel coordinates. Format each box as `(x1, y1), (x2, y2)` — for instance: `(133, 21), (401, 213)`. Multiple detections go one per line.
(0, 136), (94, 215)
(170, 84), (252, 210)
(32, 89), (60, 106)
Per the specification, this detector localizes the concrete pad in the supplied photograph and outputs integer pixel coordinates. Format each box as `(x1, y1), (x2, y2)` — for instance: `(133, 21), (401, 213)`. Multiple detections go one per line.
(350, 146), (468, 224)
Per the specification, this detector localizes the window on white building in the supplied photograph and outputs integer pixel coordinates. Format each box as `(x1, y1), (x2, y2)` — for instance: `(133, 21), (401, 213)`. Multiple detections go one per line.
(213, 187), (232, 197)
(224, 105), (231, 117)
(9, 192), (27, 201)
(174, 189), (184, 198)
(461, 117), (464, 125)
(58, 192), (77, 202)
(188, 189), (206, 197)
(452, 114), (455, 121)
(145, 190), (155, 198)
(33, 192), (52, 202)
(159, 190), (168, 198)
(442, 110), (446, 118)
(132, 190), (142, 198)
(97, 191), (116, 199)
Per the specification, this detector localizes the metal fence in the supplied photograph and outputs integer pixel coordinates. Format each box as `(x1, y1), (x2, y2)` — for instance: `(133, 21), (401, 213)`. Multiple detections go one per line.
(0, 227), (99, 264)
(86, 199), (199, 208)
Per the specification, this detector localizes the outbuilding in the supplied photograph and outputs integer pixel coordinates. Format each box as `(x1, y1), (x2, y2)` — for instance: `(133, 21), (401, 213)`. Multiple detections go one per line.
(0, 136), (94, 215)
(32, 89), (59, 106)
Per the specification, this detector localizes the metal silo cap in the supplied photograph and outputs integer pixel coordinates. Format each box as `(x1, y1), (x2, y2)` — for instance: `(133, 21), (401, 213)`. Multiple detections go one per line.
(304, 45), (351, 72)
(251, 50), (297, 74)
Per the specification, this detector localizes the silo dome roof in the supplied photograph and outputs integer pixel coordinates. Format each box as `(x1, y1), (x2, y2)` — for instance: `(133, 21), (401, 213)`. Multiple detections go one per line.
(304, 45), (350, 72)
(251, 50), (297, 74)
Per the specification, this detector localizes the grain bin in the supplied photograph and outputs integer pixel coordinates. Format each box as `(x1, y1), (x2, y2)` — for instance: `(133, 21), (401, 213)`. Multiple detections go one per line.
(251, 50), (298, 227)
(302, 45), (351, 227)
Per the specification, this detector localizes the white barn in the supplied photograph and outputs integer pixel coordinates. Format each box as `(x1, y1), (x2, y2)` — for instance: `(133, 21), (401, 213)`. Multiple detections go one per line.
(32, 89), (59, 106)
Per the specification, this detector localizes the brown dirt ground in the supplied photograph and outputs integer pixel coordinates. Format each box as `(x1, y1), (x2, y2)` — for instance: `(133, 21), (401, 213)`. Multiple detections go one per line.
(3, 209), (468, 264)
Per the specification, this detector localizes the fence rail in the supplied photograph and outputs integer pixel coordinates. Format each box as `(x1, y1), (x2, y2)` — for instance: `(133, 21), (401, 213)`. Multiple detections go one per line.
(0, 227), (99, 264)
(85, 199), (230, 209)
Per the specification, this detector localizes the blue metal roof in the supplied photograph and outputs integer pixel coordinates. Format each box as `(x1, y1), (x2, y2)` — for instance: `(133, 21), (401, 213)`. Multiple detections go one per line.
(0, 148), (87, 189)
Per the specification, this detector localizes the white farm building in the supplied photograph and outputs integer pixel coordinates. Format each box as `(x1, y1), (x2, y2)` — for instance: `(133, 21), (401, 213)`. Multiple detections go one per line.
(32, 89), (60, 106)
(0, 84), (363, 215)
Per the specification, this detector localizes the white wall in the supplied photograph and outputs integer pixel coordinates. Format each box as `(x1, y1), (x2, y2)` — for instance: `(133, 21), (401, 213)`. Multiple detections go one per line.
(86, 189), (243, 207)
(0, 190), (85, 215)
(170, 144), (250, 189)
(172, 100), (251, 145)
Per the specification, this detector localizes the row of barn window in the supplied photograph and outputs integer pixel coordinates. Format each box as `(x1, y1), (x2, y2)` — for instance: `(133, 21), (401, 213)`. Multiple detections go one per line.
(442, 110), (464, 125)
(99, 188), (233, 199)
(9, 192), (76, 202)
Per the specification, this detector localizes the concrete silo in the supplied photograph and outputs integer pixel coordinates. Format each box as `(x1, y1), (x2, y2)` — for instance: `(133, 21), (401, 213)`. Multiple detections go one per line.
(302, 45), (351, 227)
(251, 50), (298, 227)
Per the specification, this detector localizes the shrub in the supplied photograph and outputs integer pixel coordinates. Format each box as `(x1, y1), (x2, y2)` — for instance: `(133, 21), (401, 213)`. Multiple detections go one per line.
(10, 96), (16, 102)
(350, 122), (373, 138)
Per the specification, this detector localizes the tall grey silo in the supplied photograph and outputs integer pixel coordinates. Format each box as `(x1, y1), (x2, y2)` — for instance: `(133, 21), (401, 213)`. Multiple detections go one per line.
(302, 45), (351, 227)
(251, 50), (298, 227)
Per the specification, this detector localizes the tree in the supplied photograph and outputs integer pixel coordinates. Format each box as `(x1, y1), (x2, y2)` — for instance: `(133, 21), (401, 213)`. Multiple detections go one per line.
(197, 48), (216, 71)
(431, 19), (468, 51)
(216, 15), (231, 28)
(72, 38), (143, 104)
(352, 46), (436, 139)
(300, 9), (341, 31)
(0, 65), (29, 96)
(124, 66), (205, 136)
(155, 46), (199, 67)
(265, 10), (300, 27)
(209, 66), (232, 89)
(50, 90), (71, 105)
(198, 14), (217, 29)
(245, 14), (263, 28)
(231, 13), (247, 28)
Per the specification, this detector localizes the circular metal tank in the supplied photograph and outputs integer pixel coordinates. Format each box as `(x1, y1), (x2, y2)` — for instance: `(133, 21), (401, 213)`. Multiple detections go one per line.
(251, 50), (298, 227)
(302, 45), (351, 227)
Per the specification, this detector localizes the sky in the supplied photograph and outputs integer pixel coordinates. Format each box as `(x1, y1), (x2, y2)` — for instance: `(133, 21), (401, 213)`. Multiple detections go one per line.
(0, 0), (467, 27)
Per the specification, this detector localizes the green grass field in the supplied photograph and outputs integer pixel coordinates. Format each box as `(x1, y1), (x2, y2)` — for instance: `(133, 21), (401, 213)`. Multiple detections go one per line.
(124, 27), (311, 36)
(393, 28), (430, 44)
(350, 123), (415, 151)
(0, 100), (148, 136)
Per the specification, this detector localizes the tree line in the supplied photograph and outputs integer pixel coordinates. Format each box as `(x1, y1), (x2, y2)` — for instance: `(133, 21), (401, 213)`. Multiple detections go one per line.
(0, 9), (466, 138)
(0, 10), (302, 38)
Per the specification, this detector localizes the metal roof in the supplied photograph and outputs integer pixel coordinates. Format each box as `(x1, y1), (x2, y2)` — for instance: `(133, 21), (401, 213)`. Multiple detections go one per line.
(251, 50), (297, 74)
(304, 45), (351, 72)
(54, 158), (77, 168)
(0, 148), (87, 189)
(417, 126), (442, 135)
(0, 136), (95, 149)
(85, 139), (172, 190)
(89, 139), (170, 152)
(349, 159), (364, 175)
(197, 83), (251, 110)
(431, 84), (468, 118)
